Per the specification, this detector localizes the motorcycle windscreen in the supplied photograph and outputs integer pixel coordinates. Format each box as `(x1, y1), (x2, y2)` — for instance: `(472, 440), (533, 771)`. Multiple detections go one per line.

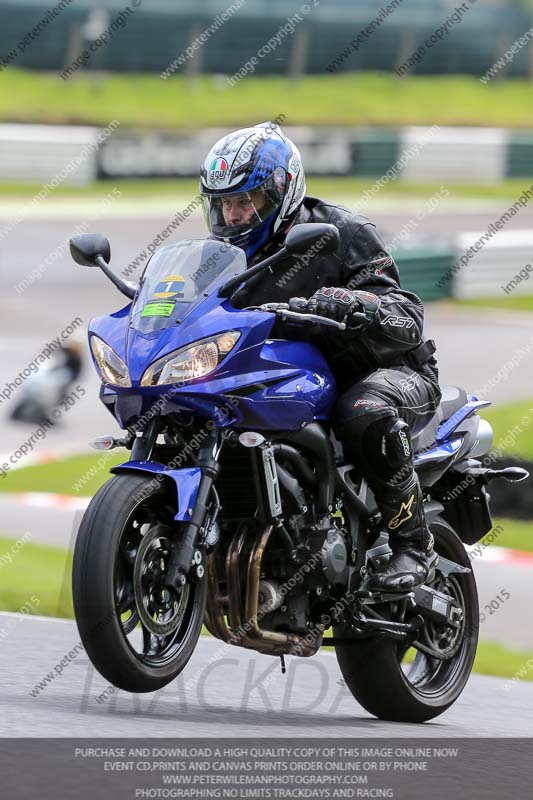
(129, 239), (247, 333)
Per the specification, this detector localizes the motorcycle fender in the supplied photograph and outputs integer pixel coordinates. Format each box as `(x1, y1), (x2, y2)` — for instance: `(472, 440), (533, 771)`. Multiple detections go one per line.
(110, 460), (201, 522)
(439, 474), (493, 545)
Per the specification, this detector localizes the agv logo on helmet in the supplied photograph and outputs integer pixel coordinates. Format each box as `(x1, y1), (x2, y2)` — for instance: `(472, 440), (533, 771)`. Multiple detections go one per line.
(210, 158), (228, 182)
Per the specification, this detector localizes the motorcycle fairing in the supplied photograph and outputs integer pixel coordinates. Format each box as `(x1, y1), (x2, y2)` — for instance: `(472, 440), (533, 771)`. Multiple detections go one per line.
(110, 461), (201, 523)
(435, 395), (491, 443)
(89, 295), (336, 431)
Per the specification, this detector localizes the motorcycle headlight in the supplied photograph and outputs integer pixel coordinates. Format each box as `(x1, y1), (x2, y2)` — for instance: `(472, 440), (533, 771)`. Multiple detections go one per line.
(141, 331), (240, 387)
(90, 336), (131, 387)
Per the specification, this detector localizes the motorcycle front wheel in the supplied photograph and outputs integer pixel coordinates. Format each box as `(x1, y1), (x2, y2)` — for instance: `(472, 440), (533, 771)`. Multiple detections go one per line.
(334, 517), (478, 723)
(72, 473), (207, 693)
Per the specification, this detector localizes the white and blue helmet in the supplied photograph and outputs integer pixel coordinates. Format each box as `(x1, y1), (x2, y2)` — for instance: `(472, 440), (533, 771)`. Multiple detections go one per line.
(200, 121), (306, 259)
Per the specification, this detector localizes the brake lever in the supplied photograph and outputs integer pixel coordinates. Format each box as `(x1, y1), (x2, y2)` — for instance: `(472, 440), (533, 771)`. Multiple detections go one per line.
(261, 302), (289, 312)
(277, 309), (346, 330)
(246, 304), (364, 331)
(243, 303), (289, 312)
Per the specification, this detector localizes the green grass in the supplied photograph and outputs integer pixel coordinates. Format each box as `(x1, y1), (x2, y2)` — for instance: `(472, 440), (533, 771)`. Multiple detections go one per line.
(453, 295), (533, 312)
(2, 69), (533, 128)
(481, 399), (533, 460)
(0, 176), (531, 202)
(486, 519), (533, 553)
(473, 641), (533, 682)
(0, 452), (124, 496)
(0, 178), (201, 199)
(400, 640), (533, 682)
(0, 537), (72, 618)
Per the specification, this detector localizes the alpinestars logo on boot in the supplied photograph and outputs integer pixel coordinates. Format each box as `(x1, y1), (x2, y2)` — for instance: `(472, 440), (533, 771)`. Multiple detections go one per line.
(388, 493), (415, 530)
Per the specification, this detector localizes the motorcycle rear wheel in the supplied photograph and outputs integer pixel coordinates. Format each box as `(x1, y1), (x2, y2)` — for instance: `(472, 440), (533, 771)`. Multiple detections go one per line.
(334, 517), (478, 723)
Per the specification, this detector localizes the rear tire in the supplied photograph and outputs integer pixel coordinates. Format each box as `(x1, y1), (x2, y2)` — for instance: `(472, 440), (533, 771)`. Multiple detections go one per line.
(334, 517), (478, 722)
(73, 474), (207, 693)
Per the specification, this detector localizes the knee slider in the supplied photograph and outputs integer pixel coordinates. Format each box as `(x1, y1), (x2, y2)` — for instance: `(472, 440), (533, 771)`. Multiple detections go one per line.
(383, 418), (413, 469)
(359, 415), (413, 485)
(355, 411), (403, 483)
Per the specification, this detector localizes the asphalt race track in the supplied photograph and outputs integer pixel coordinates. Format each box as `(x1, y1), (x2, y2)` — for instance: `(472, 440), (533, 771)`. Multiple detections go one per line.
(1, 613), (531, 737)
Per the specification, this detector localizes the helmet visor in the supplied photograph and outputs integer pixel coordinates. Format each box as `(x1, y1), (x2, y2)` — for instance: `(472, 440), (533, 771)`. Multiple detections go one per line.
(201, 167), (286, 240)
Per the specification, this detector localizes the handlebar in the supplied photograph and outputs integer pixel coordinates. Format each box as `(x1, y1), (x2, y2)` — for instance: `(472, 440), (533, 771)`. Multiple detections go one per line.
(244, 302), (344, 330)
(247, 301), (367, 332)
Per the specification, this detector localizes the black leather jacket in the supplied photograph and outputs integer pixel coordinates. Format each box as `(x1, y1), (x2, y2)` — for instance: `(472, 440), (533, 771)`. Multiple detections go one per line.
(233, 196), (440, 394)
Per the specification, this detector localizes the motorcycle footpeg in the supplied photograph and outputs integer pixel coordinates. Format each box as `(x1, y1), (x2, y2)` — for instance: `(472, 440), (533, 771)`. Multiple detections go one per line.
(358, 590), (416, 605)
(353, 588), (374, 600)
(354, 574), (415, 604)
(356, 563), (413, 603)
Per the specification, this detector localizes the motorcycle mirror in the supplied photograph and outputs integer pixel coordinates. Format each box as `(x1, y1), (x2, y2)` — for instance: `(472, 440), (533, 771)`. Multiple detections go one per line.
(284, 223), (340, 255)
(70, 233), (111, 267)
(70, 233), (136, 300)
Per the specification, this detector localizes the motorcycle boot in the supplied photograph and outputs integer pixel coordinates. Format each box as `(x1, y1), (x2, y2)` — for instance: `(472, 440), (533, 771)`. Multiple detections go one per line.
(364, 471), (439, 592)
(355, 415), (439, 592)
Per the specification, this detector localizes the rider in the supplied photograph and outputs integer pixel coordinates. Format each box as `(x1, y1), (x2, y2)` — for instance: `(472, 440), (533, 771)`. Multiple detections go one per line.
(199, 121), (442, 592)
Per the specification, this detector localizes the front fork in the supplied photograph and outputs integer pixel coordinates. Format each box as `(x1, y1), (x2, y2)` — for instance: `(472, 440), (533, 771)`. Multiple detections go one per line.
(164, 429), (222, 591)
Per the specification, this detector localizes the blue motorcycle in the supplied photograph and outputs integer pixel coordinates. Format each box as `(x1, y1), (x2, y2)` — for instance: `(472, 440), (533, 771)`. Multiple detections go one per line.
(70, 224), (526, 723)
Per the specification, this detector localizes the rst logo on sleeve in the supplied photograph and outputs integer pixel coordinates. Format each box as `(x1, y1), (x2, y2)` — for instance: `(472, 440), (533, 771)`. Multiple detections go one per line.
(382, 314), (415, 328)
(399, 373), (420, 392)
(154, 275), (186, 299)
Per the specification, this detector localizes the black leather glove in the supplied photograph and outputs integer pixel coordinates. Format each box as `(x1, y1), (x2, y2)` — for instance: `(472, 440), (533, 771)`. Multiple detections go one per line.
(304, 287), (381, 326)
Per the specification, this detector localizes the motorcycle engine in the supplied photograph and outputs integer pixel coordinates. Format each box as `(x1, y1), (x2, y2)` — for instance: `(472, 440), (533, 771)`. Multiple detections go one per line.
(304, 525), (349, 587)
(258, 579), (284, 613)
(252, 521), (349, 635)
